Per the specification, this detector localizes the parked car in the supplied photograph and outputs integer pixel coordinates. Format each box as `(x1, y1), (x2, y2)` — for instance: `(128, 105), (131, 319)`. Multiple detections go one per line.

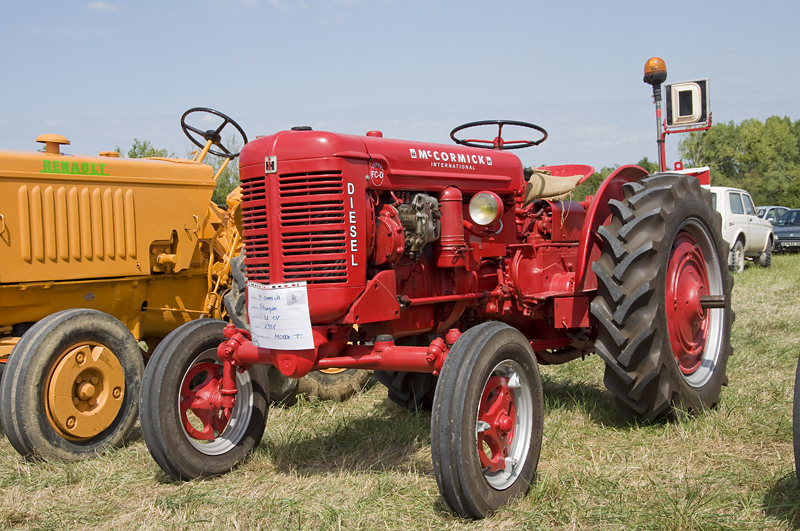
(704, 186), (773, 272)
(773, 209), (800, 252)
(757, 205), (790, 225)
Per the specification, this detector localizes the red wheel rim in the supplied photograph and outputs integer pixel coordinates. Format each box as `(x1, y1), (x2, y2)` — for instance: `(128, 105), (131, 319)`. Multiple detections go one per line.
(477, 376), (517, 472)
(179, 361), (230, 441)
(666, 231), (710, 375)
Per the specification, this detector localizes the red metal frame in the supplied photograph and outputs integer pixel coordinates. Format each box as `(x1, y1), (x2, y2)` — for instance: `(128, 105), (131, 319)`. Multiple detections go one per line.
(658, 113), (712, 173)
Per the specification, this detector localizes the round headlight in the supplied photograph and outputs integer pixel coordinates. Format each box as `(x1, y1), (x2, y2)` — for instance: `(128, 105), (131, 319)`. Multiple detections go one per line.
(468, 191), (504, 226)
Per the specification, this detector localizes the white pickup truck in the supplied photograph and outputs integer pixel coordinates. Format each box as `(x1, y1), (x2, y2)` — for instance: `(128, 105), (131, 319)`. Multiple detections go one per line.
(703, 185), (773, 272)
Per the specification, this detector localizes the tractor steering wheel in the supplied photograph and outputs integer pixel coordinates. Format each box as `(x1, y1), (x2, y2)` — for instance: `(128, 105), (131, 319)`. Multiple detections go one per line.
(450, 120), (548, 150)
(181, 107), (248, 159)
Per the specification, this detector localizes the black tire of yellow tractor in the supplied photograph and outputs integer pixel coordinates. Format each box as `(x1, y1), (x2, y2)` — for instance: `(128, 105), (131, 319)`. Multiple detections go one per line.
(223, 253), (249, 330)
(590, 173), (734, 422)
(373, 370), (438, 411)
(373, 336), (437, 411)
(0, 309), (144, 461)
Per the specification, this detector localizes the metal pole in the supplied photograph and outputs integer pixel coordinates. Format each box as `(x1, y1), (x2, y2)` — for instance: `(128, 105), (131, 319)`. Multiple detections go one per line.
(653, 84), (665, 172)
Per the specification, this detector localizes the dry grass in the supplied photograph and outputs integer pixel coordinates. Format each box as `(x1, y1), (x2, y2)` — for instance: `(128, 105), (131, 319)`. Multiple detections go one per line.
(3, 255), (800, 530)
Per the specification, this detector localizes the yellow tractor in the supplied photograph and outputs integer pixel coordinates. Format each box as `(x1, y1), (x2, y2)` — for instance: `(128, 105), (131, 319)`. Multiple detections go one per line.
(0, 108), (369, 461)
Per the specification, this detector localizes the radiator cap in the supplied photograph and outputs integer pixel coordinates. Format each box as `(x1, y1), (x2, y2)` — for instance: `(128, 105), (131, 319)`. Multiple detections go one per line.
(36, 134), (70, 155)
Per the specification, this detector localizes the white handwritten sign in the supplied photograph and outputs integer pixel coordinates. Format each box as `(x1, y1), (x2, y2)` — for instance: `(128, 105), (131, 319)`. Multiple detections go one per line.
(247, 281), (314, 350)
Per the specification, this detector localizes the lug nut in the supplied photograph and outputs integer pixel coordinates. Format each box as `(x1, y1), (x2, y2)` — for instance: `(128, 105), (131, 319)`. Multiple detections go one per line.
(75, 353), (85, 364)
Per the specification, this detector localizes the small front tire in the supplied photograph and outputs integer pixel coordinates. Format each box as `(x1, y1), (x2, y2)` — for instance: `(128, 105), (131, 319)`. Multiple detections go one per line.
(139, 319), (269, 480)
(431, 321), (544, 519)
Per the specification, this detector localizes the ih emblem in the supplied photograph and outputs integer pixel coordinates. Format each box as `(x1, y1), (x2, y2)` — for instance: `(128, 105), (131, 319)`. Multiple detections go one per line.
(265, 156), (277, 174)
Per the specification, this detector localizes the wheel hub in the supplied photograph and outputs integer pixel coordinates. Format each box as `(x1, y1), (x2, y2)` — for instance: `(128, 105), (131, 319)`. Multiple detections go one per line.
(179, 361), (231, 441)
(46, 344), (125, 439)
(667, 232), (710, 375)
(477, 376), (516, 473)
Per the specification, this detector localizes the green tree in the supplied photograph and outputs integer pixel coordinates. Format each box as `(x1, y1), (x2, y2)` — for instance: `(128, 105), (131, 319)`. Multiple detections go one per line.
(119, 138), (175, 159)
(678, 116), (800, 207)
(572, 165), (618, 201)
(635, 156), (659, 174)
(209, 153), (241, 206)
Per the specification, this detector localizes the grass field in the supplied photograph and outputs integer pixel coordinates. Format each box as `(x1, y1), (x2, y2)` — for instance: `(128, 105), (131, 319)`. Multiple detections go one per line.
(2, 254), (800, 530)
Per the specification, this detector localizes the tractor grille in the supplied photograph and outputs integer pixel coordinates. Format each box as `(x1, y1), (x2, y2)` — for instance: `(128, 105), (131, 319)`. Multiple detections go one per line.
(241, 169), (348, 285)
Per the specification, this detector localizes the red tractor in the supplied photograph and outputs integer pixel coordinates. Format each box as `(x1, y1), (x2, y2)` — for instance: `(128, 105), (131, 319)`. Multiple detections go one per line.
(139, 111), (733, 518)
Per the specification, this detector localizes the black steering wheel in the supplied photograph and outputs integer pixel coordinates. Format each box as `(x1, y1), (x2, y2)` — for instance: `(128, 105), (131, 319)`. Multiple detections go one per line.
(181, 107), (248, 159)
(450, 120), (547, 150)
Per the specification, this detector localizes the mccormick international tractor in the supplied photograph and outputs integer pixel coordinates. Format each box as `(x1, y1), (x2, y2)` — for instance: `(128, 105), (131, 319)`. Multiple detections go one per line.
(138, 110), (734, 518)
(0, 109), (369, 462)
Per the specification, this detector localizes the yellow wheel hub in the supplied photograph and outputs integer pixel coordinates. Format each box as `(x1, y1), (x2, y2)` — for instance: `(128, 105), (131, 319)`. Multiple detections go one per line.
(46, 343), (125, 440)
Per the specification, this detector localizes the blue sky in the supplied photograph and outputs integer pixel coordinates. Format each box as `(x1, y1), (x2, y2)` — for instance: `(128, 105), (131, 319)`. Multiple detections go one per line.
(1, 0), (798, 171)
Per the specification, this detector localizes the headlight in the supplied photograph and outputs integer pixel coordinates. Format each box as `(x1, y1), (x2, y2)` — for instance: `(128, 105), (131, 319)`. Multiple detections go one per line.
(468, 191), (504, 226)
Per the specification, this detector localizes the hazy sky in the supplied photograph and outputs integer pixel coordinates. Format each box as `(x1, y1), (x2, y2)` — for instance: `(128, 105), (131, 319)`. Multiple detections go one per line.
(2, 0), (798, 171)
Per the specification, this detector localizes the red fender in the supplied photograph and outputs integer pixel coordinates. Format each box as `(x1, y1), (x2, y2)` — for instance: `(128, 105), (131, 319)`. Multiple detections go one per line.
(574, 165), (649, 291)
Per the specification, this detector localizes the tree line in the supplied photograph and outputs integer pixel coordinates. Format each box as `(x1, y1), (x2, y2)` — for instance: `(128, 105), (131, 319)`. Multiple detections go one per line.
(678, 116), (800, 208)
(570, 116), (799, 208)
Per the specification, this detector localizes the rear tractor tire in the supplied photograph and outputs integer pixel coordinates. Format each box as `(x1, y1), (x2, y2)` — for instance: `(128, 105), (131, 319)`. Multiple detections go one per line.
(0, 309), (144, 461)
(591, 173), (734, 422)
(139, 319), (269, 479)
(431, 321), (544, 518)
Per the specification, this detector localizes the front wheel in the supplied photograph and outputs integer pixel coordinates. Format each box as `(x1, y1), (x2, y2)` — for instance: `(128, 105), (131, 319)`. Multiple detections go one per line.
(0, 309), (144, 461)
(139, 319), (269, 480)
(431, 321), (544, 519)
(591, 174), (734, 421)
